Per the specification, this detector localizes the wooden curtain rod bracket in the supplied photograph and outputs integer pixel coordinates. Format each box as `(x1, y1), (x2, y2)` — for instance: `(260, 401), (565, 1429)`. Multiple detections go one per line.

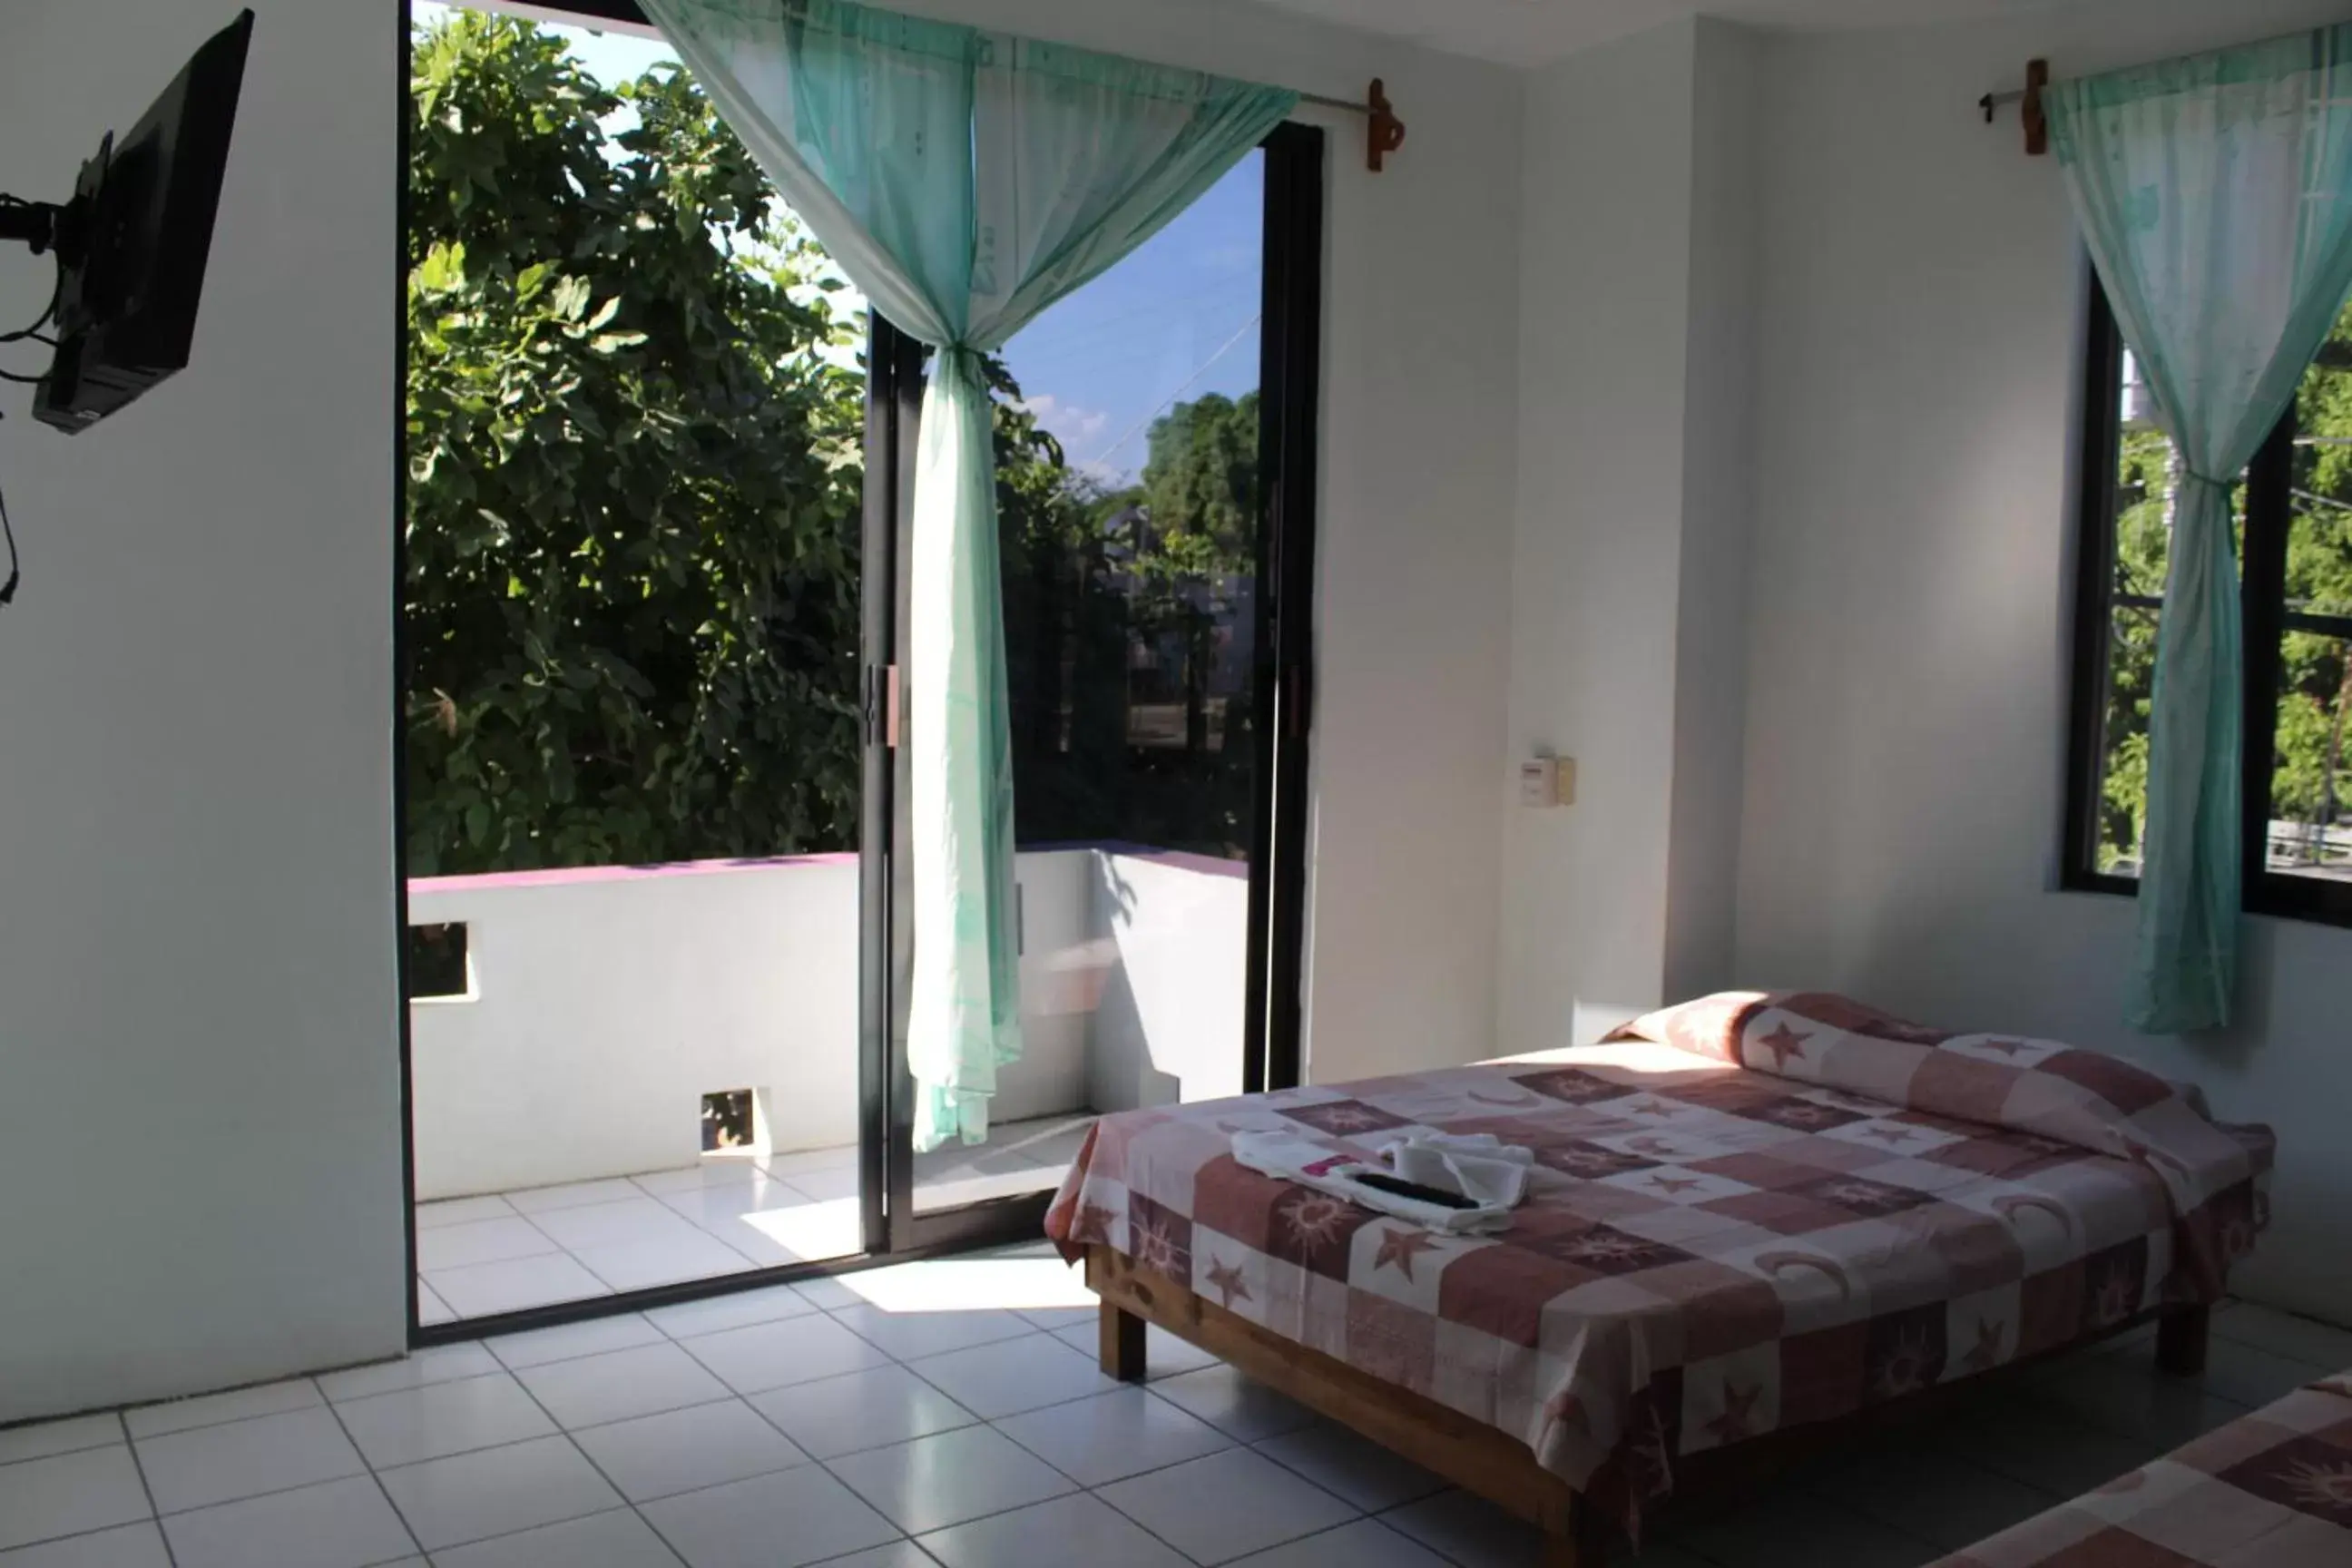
(1975, 58), (2055, 155)
(2022, 58), (2049, 156)
(1366, 79), (1405, 173)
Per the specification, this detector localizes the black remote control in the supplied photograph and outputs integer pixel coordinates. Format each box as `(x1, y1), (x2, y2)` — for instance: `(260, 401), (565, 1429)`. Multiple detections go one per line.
(1351, 1171), (1482, 1210)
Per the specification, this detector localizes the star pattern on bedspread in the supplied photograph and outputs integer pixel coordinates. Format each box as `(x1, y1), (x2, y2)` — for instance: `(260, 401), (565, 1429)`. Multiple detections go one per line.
(1754, 1023), (1812, 1069)
(1204, 1255), (1251, 1308)
(1959, 1315), (2006, 1374)
(1704, 1380), (1762, 1446)
(1373, 1225), (1442, 1281)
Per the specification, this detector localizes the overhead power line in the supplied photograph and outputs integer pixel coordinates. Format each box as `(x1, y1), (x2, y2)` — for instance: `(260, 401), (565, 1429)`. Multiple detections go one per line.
(1083, 312), (1260, 477)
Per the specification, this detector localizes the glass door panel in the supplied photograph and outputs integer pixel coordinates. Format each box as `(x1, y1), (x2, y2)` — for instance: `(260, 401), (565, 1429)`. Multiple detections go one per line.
(403, 2), (870, 1332)
(876, 129), (1324, 1250)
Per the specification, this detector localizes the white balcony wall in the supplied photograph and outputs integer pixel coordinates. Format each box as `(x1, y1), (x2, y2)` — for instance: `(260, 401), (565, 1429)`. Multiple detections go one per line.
(1087, 851), (1251, 1112)
(410, 846), (1243, 1200)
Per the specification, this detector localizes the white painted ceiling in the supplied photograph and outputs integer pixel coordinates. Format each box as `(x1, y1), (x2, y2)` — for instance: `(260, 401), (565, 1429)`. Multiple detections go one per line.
(1238, 0), (2101, 65)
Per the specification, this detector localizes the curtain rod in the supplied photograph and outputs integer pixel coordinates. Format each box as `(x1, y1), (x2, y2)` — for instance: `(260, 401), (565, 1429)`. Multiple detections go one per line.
(1977, 58), (2053, 155)
(506, 2), (1406, 168)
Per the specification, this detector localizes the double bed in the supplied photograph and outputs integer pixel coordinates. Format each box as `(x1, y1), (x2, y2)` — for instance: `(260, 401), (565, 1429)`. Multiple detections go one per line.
(1045, 992), (2274, 1565)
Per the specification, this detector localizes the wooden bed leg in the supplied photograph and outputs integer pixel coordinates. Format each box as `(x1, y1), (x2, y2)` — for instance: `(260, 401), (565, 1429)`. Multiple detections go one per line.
(2157, 1304), (2210, 1377)
(1100, 1298), (1147, 1382)
(1538, 1489), (1609, 1567)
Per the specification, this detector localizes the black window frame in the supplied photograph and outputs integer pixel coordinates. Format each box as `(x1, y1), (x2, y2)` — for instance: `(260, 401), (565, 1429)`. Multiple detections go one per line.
(2064, 267), (2352, 929)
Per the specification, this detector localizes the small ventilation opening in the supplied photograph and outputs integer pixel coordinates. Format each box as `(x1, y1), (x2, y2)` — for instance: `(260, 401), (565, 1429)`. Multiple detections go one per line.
(702, 1089), (755, 1152)
(407, 922), (469, 1000)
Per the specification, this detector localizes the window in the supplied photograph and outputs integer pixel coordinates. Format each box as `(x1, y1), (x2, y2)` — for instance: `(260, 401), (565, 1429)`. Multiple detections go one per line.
(2066, 271), (2352, 926)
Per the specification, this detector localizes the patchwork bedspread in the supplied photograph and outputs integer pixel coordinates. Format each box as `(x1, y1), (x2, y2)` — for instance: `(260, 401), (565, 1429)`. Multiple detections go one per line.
(1928, 1372), (2352, 1566)
(1044, 993), (2274, 1535)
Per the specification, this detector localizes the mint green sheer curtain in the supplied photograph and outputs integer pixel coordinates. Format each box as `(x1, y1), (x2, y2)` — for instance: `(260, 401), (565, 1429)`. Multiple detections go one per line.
(2047, 26), (2352, 1033)
(641, 0), (1295, 1148)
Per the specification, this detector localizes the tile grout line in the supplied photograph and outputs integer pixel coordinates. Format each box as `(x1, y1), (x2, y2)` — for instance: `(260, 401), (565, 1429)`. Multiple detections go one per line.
(113, 1382), (330, 1446)
(312, 1376), (429, 1568)
(418, 1210), (570, 1273)
(116, 1409), (178, 1568)
(470, 1328), (695, 1568)
(802, 1331), (1363, 1567)
(476, 1320), (1296, 1561)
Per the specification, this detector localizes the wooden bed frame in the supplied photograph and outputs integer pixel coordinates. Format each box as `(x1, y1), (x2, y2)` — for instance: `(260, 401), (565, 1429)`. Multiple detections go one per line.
(1084, 1243), (2211, 1567)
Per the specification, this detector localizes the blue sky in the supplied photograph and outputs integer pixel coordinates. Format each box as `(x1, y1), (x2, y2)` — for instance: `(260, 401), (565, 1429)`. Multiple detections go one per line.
(418, 3), (1260, 485)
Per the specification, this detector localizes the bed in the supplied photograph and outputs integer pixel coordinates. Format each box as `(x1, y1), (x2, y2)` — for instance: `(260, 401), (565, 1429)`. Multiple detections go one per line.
(1045, 992), (2275, 1566)
(1927, 1368), (2352, 1565)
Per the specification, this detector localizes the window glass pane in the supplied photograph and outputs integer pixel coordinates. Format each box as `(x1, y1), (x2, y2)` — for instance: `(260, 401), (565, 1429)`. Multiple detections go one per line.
(2272, 299), (2352, 887)
(2093, 605), (2159, 876)
(915, 153), (1268, 1212)
(2114, 349), (2173, 599)
(2290, 301), (2352, 622)
(404, 4), (867, 1312)
(2266, 631), (2352, 883)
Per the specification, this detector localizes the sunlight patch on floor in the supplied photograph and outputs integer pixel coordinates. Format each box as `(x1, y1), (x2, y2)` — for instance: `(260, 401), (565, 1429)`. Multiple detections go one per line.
(819, 1254), (1095, 1315)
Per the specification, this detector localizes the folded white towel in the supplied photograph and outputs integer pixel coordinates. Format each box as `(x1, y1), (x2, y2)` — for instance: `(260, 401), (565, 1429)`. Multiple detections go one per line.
(1376, 1132), (1531, 1213)
(1376, 1129), (1534, 1167)
(1230, 1130), (1523, 1235)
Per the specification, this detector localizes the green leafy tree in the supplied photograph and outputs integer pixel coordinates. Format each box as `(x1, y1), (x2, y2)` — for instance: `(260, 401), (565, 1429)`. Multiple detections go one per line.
(404, 14), (867, 874)
(2092, 423), (2173, 871)
(1133, 392), (1259, 759)
(2280, 300), (2352, 867)
(405, 13), (1266, 874)
(997, 391), (1263, 855)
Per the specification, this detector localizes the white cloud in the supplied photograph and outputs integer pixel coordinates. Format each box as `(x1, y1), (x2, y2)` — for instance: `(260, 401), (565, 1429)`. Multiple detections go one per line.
(1015, 392), (1110, 446)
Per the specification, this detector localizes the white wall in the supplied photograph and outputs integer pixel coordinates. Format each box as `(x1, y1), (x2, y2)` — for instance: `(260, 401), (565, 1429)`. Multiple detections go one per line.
(1662, 20), (1759, 1009)
(1734, 0), (2352, 1323)
(1497, 17), (1758, 1055)
(0, 0), (404, 1422)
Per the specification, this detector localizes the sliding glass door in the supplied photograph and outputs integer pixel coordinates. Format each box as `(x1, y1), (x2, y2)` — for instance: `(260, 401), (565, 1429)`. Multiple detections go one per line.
(874, 125), (1325, 1256)
(401, 3), (872, 1335)
(399, 0), (1322, 1338)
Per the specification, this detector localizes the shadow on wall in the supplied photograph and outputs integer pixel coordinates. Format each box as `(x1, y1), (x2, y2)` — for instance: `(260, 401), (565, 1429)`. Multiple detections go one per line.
(1082, 848), (1249, 1113)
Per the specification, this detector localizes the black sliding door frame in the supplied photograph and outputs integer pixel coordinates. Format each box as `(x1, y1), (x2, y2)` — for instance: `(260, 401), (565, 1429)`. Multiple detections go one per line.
(398, 0), (1328, 1338)
(1250, 121), (1325, 1100)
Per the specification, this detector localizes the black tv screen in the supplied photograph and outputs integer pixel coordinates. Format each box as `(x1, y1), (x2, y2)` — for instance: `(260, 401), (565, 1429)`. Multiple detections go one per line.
(33, 10), (254, 433)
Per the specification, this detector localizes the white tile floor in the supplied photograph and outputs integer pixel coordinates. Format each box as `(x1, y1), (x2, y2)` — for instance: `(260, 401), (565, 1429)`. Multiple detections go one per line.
(415, 1116), (1095, 1326)
(5, 1269), (2347, 1568)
